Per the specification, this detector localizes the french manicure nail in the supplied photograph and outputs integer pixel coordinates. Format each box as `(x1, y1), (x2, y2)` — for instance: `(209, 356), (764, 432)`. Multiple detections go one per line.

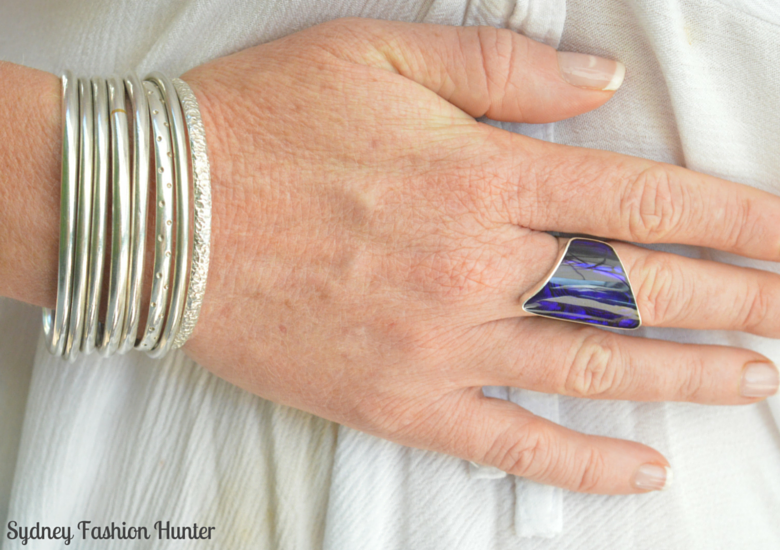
(557, 52), (626, 91)
(740, 361), (780, 398)
(632, 464), (672, 492)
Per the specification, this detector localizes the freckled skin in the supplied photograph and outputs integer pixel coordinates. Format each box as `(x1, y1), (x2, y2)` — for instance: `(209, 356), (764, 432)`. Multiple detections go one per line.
(173, 19), (778, 494)
(182, 44), (533, 428)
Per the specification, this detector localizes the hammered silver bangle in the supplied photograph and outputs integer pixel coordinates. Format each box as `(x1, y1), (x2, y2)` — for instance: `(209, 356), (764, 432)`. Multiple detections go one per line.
(46, 70), (211, 360)
(171, 77), (211, 349)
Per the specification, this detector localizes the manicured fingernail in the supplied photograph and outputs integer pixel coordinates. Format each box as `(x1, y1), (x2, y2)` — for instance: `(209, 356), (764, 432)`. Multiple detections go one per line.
(740, 361), (780, 398)
(557, 52), (626, 91)
(632, 464), (672, 492)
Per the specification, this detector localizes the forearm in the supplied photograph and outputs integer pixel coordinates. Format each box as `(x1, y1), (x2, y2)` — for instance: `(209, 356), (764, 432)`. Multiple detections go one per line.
(0, 61), (61, 309)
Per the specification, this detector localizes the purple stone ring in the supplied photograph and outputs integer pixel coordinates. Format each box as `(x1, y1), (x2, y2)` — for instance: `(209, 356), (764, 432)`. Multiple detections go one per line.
(521, 238), (642, 330)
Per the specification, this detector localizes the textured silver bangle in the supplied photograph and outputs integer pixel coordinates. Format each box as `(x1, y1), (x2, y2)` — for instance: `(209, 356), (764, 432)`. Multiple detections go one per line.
(46, 70), (211, 360)
(43, 71), (79, 357)
(97, 76), (132, 357)
(171, 77), (211, 349)
(119, 73), (151, 353)
(136, 81), (176, 352)
(146, 73), (190, 358)
(63, 77), (95, 362)
(82, 77), (110, 355)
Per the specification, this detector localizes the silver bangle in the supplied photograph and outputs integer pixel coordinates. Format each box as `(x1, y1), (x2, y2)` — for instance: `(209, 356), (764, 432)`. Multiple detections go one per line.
(47, 70), (211, 360)
(82, 77), (109, 355)
(146, 73), (190, 358)
(119, 73), (151, 353)
(43, 71), (79, 357)
(171, 77), (211, 349)
(97, 76), (132, 357)
(136, 80), (176, 352)
(63, 77), (95, 362)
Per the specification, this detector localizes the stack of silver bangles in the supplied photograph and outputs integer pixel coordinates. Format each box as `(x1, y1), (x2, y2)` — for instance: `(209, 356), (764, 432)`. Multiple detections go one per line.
(43, 71), (212, 361)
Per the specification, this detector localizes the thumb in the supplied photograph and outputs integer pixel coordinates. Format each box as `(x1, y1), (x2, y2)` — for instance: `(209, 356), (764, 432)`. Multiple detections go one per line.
(322, 19), (625, 124)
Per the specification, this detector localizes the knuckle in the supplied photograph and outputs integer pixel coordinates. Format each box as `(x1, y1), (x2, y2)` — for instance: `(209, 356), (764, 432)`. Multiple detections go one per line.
(563, 330), (625, 398)
(621, 165), (687, 241)
(677, 354), (708, 401)
(470, 26), (527, 119)
(721, 196), (754, 251)
(631, 252), (686, 326)
(740, 282), (772, 333)
(473, 126), (539, 226)
(485, 420), (553, 478)
(574, 448), (608, 493)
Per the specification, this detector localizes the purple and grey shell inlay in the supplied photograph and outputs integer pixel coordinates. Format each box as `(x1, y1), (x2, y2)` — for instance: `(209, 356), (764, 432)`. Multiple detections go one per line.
(523, 239), (640, 329)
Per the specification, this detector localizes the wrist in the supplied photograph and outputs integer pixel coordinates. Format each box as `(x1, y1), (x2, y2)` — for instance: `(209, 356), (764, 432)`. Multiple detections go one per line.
(0, 62), (61, 308)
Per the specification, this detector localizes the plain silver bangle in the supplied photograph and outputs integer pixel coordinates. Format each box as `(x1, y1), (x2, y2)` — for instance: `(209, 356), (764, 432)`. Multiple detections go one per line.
(146, 73), (190, 358)
(97, 76), (132, 357)
(63, 77), (95, 362)
(43, 71), (79, 357)
(82, 77), (110, 355)
(47, 70), (211, 360)
(119, 72), (151, 353)
(171, 77), (211, 349)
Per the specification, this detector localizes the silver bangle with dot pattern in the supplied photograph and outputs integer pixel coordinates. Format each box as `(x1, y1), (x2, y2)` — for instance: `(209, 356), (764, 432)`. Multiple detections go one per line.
(46, 70), (212, 360)
(145, 73), (190, 358)
(136, 80), (176, 353)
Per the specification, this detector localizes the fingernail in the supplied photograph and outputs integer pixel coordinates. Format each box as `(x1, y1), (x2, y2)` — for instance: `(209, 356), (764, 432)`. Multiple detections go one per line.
(632, 464), (672, 492)
(740, 361), (780, 398)
(557, 52), (626, 91)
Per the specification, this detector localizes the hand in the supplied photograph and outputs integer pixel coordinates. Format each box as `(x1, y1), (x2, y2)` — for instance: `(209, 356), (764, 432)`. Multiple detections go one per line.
(180, 18), (780, 494)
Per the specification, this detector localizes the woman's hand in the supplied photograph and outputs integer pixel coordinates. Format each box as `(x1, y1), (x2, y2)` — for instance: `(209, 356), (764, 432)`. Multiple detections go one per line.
(180, 18), (780, 494)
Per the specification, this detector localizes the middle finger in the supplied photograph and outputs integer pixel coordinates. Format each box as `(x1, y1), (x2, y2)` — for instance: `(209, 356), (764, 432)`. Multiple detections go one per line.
(487, 132), (780, 262)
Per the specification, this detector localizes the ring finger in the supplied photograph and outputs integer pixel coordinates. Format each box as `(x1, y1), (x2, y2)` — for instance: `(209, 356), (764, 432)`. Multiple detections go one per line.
(498, 239), (780, 337)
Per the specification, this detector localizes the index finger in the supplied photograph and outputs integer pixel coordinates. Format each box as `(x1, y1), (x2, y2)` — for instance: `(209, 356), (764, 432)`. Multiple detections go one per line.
(491, 133), (780, 261)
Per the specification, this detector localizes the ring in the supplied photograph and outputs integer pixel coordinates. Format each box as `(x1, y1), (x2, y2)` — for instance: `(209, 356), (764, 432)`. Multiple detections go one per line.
(521, 238), (641, 330)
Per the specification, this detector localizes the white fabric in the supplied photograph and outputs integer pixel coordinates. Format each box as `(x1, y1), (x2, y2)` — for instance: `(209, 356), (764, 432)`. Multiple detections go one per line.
(1, 0), (779, 549)
(0, 300), (39, 532)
